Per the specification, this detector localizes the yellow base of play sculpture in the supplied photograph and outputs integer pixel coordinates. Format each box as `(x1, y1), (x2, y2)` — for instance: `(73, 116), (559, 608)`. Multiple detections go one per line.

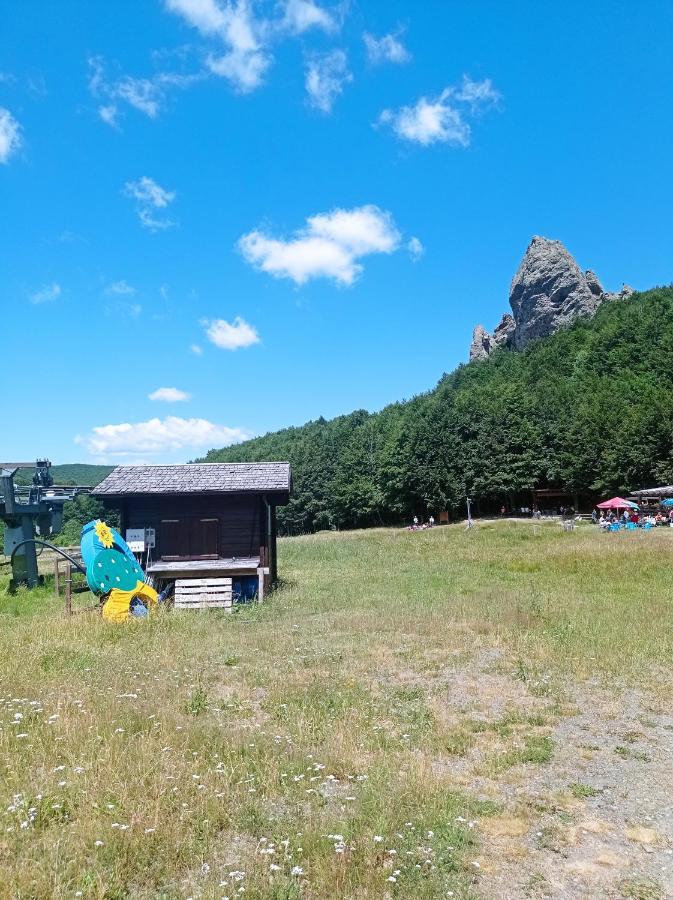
(102, 581), (159, 624)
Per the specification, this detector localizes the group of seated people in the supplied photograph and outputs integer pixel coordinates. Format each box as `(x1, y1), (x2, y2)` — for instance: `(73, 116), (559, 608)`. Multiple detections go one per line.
(596, 508), (673, 528)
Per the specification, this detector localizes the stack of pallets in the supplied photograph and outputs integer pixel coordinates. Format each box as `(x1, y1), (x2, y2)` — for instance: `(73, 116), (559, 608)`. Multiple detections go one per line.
(174, 577), (233, 611)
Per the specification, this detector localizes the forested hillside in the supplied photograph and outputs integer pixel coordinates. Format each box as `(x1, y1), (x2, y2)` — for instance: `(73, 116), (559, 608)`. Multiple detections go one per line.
(201, 287), (673, 532)
(13, 464), (113, 487)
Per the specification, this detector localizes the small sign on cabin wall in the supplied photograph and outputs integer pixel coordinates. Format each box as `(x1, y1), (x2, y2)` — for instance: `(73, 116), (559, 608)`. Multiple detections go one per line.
(125, 529), (146, 553)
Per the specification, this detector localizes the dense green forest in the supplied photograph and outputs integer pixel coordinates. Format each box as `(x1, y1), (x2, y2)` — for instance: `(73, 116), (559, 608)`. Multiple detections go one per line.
(200, 286), (673, 532)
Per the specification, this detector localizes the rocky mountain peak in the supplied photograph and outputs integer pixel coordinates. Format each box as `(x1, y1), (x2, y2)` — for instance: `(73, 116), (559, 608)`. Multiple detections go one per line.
(469, 237), (633, 361)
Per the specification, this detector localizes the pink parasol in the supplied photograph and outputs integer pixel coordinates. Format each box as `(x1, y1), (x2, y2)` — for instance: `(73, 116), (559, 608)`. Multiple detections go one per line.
(596, 497), (639, 510)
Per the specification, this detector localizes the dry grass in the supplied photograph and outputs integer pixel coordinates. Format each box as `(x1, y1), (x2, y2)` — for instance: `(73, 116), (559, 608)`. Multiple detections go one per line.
(1, 520), (672, 898)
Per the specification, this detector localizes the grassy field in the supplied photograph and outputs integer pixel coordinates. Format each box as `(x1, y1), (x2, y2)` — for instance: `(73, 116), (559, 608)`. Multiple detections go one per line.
(1, 521), (672, 899)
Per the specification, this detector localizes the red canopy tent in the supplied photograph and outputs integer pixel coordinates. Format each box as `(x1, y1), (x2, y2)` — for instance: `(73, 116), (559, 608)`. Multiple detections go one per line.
(596, 497), (639, 510)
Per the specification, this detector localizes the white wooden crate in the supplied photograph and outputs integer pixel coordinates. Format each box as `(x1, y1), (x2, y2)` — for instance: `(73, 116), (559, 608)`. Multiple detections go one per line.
(174, 577), (233, 611)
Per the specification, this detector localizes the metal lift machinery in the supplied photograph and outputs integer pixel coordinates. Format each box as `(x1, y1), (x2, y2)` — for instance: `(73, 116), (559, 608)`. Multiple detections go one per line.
(0, 460), (81, 590)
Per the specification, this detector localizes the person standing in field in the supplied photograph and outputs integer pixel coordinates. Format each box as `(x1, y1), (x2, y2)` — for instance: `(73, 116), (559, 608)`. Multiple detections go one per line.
(429, 515), (435, 527)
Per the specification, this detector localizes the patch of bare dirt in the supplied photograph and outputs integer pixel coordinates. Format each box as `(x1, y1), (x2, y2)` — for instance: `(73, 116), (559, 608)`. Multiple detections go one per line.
(428, 650), (673, 899)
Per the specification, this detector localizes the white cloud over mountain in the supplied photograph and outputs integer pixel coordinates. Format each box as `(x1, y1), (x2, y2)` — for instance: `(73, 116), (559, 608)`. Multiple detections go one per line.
(76, 416), (250, 458)
(239, 205), (402, 285)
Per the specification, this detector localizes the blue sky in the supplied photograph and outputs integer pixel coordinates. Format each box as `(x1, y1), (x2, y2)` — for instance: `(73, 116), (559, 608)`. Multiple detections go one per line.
(2, 0), (672, 465)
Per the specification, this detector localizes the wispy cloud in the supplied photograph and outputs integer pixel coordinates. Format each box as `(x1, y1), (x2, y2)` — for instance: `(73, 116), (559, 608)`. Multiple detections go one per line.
(0, 107), (22, 164)
(30, 283), (61, 304)
(76, 415), (250, 458)
(408, 236), (424, 261)
(88, 56), (201, 126)
(149, 386), (191, 402)
(281, 0), (336, 34)
(378, 75), (500, 147)
(202, 316), (260, 350)
(363, 30), (410, 65)
(104, 279), (136, 296)
(124, 176), (177, 231)
(239, 205), (401, 286)
(190, 343), (203, 355)
(305, 49), (351, 113)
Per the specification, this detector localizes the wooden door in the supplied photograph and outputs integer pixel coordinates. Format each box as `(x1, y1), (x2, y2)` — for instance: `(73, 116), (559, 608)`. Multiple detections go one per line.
(160, 519), (183, 560)
(192, 518), (219, 559)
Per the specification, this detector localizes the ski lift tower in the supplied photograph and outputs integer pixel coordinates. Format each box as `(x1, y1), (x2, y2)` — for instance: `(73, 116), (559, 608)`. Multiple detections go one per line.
(0, 460), (71, 590)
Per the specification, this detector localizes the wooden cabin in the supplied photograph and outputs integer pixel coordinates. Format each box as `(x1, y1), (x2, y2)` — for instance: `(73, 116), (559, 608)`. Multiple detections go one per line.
(92, 462), (291, 604)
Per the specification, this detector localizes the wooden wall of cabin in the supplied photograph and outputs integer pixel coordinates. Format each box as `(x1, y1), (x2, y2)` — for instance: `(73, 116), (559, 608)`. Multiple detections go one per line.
(105, 495), (263, 561)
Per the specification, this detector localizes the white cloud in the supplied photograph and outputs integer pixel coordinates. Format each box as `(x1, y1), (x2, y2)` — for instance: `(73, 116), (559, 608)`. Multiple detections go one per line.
(363, 31), (410, 65)
(149, 386), (191, 402)
(76, 415), (250, 458)
(98, 104), (119, 127)
(202, 316), (260, 350)
(30, 283), (61, 304)
(408, 236), (424, 261)
(190, 343), (203, 355)
(105, 279), (136, 296)
(0, 108), (21, 164)
(239, 204), (401, 286)
(124, 176), (176, 231)
(305, 49), (351, 113)
(165, 0), (228, 35)
(167, 0), (271, 93)
(455, 75), (499, 108)
(89, 57), (201, 126)
(281, 0), (335, 34)
(379, 75), (500, 147)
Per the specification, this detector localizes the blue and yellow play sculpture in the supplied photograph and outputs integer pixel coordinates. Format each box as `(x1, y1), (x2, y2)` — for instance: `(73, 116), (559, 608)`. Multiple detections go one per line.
(80, 520), (158, 623)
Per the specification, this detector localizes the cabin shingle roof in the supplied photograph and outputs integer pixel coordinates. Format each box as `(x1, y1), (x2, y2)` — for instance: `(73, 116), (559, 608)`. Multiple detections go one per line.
(92, 462), (291, 496)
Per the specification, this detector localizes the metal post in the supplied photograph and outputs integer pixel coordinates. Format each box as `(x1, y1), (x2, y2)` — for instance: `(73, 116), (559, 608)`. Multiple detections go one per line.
(466, 496), (474, 530)
(65, 568), (72, 616)
(54, 557), (60, 597)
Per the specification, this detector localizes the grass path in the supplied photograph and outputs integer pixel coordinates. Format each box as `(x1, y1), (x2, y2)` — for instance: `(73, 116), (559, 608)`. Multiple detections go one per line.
(1, 522), (672, 898)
